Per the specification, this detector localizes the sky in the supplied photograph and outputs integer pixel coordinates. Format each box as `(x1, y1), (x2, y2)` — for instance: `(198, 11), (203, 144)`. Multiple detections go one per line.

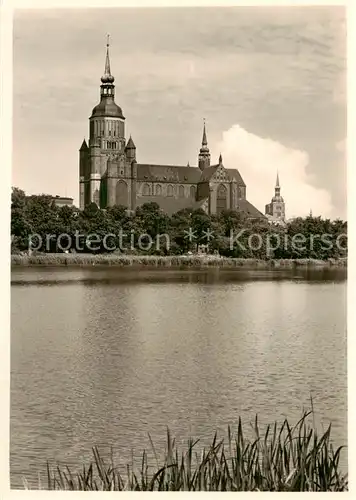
(12, 6), (346, 219)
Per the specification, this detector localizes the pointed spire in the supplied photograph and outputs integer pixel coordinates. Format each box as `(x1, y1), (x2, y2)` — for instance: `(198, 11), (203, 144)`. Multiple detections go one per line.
(101, 34), (114, 84)
(126, 135), (136, 149)
(105, 34), (111, 74)
(202, 118), (207, 146)
(80, 138), (88, 151)
(198, 119), (211, 171)
(219, 153), (223, 165)
(187, 161), (190, 167)
(276, 171), (280, 188)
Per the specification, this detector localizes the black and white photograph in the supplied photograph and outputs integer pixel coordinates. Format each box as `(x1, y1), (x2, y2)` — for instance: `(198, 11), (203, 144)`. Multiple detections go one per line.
(2, 0), (350, 493)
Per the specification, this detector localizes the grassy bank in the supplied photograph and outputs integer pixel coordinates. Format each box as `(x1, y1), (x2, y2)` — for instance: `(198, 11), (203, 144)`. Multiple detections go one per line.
(38, 412), (347, 491)
(11, 253), (347, 269)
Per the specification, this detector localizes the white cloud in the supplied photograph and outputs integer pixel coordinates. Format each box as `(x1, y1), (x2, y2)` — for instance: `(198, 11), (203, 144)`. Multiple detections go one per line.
(213, 124), (334, 219)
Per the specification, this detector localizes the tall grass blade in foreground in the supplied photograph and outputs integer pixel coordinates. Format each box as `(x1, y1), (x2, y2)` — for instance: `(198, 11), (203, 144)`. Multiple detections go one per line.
(39, 412), (348, 491)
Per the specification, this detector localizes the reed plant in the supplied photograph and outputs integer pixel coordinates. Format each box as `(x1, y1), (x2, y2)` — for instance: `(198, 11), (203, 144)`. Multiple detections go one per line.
(11, 253), (347, 268)
(40, 412), (347, 491)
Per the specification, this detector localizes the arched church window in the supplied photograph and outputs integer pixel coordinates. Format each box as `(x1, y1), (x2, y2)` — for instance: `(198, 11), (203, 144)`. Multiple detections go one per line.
(179, 185), (185, 198)
(167, 185), (173, 197)
(155, 184), (162, 196)
(216, 184), (227, 215)
(143, 183), (150, 196)
(190, 185), (196, 199)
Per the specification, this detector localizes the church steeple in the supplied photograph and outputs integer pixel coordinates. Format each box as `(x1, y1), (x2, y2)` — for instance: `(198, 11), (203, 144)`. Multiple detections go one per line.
(102, 34), (113, 82)
(90, 36), (124, 120)
(275, 171), (281, 196)
(198, 119), (211, 171)
(100, 34), (115, 97)
(265, 171), (285, 222)
(202, 120), (208, 147)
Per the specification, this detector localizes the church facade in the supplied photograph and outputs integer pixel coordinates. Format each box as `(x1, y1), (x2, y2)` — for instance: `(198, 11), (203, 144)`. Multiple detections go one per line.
(79, 41), (264, 219)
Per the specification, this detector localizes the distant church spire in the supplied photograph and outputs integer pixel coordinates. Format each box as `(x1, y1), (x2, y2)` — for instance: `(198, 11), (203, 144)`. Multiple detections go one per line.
(198, 119), (211, 171)
(265, 171), (285, 222)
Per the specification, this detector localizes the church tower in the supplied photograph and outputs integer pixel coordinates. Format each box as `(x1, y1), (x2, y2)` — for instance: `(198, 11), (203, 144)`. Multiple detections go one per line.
(79, 36), (126, 208)
(198, 120), (211, 171)
(265, 172), (286, 222)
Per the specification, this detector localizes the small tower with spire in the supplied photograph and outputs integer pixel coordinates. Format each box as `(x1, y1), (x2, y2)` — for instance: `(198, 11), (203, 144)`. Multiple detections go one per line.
(198, 119), (211, 171)
(265, 171), (286, 222)
(125, 135), (136, 161)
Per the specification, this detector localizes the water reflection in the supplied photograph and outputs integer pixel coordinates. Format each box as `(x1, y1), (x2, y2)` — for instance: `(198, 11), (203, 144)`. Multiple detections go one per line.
(11, 266), (347, 286)
(11, 267), (347, 488)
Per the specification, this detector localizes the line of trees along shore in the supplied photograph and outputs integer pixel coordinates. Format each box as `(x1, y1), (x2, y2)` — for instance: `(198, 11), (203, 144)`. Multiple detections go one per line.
(11, 188), (347, 260)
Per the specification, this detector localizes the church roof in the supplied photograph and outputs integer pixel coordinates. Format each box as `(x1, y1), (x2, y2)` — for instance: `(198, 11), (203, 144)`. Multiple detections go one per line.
(136, 163), (247, 187)
(91, 100), (125, 119)
(272, 194), (284, 202)
(236, 199), (265, 219)
(226, 168), (246, 187)
(199, 164), (219, 182)
(137, 164), (202, 184)
(199, 165), (246, 186)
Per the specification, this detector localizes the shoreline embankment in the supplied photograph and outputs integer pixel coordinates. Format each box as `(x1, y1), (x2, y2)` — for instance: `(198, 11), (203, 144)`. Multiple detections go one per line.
(11, 254), (347, 269)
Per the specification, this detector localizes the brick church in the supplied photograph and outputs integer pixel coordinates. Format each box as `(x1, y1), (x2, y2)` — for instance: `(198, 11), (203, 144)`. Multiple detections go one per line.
(79, 40), (265, 219)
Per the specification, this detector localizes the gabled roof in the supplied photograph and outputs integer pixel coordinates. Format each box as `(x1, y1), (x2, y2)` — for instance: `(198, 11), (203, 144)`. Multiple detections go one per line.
(136, 164), (202, 184)
(237, 199), (265, 219)
(226, 168), (246, 187)
(199, 165), (246, 186)
(199, 164), (219, 182)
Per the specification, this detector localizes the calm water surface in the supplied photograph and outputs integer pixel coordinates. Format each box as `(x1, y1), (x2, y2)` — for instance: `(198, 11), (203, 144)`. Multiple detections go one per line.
(11, 267), (347, 488)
